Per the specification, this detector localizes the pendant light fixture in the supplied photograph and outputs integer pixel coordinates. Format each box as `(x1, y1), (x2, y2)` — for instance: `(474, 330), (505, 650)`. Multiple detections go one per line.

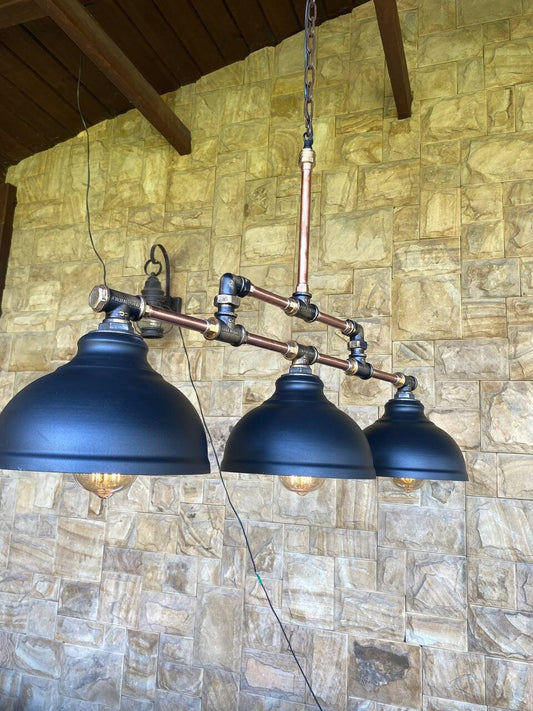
(0, 0), (467, 500)
(0, 320), (210, 498)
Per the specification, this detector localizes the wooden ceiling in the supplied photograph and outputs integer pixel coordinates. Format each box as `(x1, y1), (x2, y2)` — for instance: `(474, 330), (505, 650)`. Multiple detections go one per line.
(0, 0), (410, 179)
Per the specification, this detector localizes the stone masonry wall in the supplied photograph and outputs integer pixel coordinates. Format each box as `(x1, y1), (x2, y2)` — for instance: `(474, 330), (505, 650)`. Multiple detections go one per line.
(1, 0), (532, 708)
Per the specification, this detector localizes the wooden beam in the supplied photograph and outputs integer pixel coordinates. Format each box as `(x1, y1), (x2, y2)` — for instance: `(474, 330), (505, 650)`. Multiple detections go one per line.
(373, 0), (412, 119)
(35, 0), (192, 154)
(0, 0), (43, 29)
(0, 183), (17, 318)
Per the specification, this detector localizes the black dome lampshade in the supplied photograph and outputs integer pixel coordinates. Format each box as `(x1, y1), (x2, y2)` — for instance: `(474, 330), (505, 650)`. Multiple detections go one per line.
(221, 367), (376, 485)
(364, 393), (467, 484)
(0, 328), (210, 485)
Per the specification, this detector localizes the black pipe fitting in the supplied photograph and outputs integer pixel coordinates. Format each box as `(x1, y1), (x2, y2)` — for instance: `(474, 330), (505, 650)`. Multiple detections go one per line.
(354, 361), (373, 380)
(295, 344), (319, 364)
(218, 273), (251, 298)
(214, 320), (247, 347)
(397, 375), (418, 393)
(292, 292), (319, 323)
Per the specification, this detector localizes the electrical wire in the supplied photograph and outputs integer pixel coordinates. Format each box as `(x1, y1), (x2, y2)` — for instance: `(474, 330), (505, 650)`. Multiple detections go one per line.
(76, 57), (108, 286)
(177, 326), (324, 711)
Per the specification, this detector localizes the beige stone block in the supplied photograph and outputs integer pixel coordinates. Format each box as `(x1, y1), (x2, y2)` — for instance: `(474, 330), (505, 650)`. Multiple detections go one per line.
(516, 83), (533, 132)
(461, 184), (503, 223)
(336, 132), (382, 165)
(244, 46), (273, 83)
(421, 164), (461, 188)
(267, 125), (302, 176)
(337, 588), (404, 639)
(512, 13), (533, 38)
(166, 168), (214, 209)
(283, 552), (334, 628)
(379, 504), (465, 554)
(393, 341), (434, 368)
(482, 381), (533, 453)
(507, 296), (533, 324)
(321, 169), (358, 215)
(392, 275), (460, 340)
(177, 503), (224, 558)
(193, 586), (243, 672)
(383, 115), (420, 161)
(428, 407), (480, 449)
(222, 83), (270, 125)
(336, 111), (383, 136)
(241, 221), (294, 265)
(392, 205), (419, 242)
(421, 93), (486, 143)
(461, 221), (505, 259)
(314, 83), (348, 118)
(335, 557), (376, 592)
(348, 59), (385, 113)
(406, 614), (467, 652)
(213, 173), (244, 231)
(485, 39), (533, 87)
(468, 558), (516, 609)
(468, 604), (533, 660)
(320, 209), (392, 270)
(352, 267), (391, 317)
(273, 478), (336, 527)
(359, 160), (419, 208)
(139, 590), (195, 636)
(423, 648), (485, 704)
(510, 325), (533, 379)
(419, 28), (482, 67)
(420, 189), (460, 239)
(463, 133), (533, 184)
(462, 257), (520, 298)
(347, 639), (421, 707)
(522, 257), (533, 294)
(55, 519), (104, 582)
(244, 178), (276, 222)
(196, 61), (243, 93)
(415, 63), (457, 100)
(485, 21), (511, 45)
(407, 552), (466, 619)
(135, 514), (178, 554)
(486, 657), (533, 711)
(458, 0), (521, 25)
(517, 563), (533, 612)
(457, 58), (484, 94)
(488, 87), (515, 134)
(498, 453), (533, 499)
(504, 204), (533, 256)
(220, 120), (268, 153)
(240, 649), (306, 702)
(436, 381), (480, 410)
(465, 451), (498, 497)
(504, 178), (533, 206)
(468, 496), (533, 563)
(418, 0), (455, 34)
(435, 338), (508, 381)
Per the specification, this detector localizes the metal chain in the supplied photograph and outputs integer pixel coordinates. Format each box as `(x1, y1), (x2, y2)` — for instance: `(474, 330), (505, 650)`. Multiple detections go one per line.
(303, 0), (317, 146)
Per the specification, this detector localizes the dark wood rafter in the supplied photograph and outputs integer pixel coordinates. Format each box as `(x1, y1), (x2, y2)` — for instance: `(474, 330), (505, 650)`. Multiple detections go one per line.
(373, 0), (412, 119)
(33, 0), (191, 154)
(0, 182), (16, 317)
(0, 0), (92, 29)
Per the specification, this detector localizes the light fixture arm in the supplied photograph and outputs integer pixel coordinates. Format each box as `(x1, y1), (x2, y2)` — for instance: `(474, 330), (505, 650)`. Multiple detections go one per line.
(89, 283), (412, 390)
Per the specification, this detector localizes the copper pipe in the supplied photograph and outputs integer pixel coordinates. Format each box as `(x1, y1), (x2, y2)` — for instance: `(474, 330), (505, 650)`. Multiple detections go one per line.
(296, 147), (315, 294)
(245, 332), (293, 356)
(145, 304), (209, 334)
(315, 353), (351, 371)
(316, 311), (351, 332)
(371, 368), (403, 385)
(248, 284), (290, 310)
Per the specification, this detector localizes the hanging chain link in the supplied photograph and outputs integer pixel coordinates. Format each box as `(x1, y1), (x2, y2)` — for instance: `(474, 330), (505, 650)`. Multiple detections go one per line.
(303, 0), (317, 146)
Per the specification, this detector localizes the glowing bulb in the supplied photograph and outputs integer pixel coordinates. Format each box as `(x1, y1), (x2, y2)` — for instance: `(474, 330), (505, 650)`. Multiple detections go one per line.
(280, 476), (325, 496)
(74, 473), (137, 499)
(393, 477), (423, 493)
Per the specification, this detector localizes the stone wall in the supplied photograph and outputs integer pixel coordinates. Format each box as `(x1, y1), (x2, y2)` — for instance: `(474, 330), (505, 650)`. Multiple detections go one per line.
(1, 0), (532, 709)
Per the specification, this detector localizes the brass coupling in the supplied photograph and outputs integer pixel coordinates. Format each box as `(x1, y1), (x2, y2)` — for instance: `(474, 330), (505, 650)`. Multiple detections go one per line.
(203, 318), (221, 341)
(299, 147), (316, 168)
(283, 341), (300, 361)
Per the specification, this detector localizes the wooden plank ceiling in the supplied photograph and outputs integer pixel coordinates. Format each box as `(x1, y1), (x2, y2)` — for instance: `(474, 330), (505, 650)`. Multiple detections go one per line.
(0, 0), (408, 178)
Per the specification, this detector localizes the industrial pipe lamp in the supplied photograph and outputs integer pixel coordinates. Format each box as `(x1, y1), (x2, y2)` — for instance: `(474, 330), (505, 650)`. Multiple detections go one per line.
(0, 3), (467, 498)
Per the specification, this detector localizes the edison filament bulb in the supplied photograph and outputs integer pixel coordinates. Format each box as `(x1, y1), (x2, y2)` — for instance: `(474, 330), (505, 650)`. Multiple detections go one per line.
(280, 475), (325, 496)
(393, 477), (423, 493)
(74, 473), (137, 499)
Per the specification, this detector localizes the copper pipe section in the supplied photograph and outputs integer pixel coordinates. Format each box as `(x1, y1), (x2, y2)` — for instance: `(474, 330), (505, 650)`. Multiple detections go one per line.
(296, 147), (315, 294)
(316, 312), (352, 332)
(145, 304), (209, 334)
(246, 332), (294, 356)
(371, 368), (404, 385)
(248, 284), (290, 310)
(315, 353), (351, 371)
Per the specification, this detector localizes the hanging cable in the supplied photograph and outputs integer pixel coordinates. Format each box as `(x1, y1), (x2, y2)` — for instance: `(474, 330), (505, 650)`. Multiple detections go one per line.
(177, 326), (324, 711)
(76, 56), (108, 287)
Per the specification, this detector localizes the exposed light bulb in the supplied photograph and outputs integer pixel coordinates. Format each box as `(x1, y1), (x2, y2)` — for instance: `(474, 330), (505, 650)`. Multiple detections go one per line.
(280, 476), (325, 496)
(393, 477), (423, 493)
(74, 473), (137, 499)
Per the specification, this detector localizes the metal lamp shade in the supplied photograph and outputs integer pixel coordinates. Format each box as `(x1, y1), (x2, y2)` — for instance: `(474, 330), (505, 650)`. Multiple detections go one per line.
(364, 396), (467, 481)
(0, 329), (210, 475)
(221, 371), (375, 479)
